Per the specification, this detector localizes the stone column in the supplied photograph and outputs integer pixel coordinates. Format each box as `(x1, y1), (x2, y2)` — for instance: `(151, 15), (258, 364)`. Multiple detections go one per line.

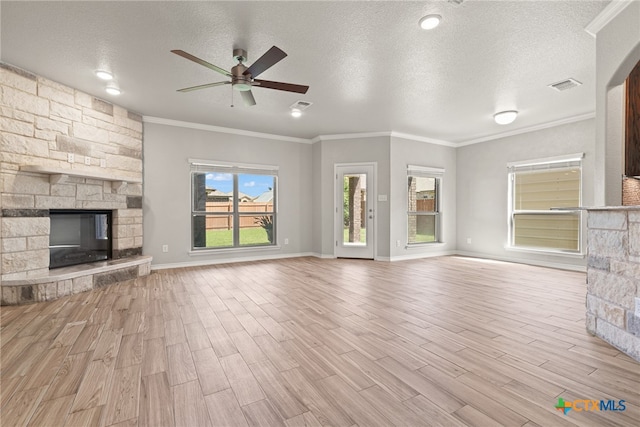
(586, 208), (640, 361)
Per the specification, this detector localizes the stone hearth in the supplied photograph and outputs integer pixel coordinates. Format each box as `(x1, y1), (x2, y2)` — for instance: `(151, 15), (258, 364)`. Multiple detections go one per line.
(1, 255), (151, 305)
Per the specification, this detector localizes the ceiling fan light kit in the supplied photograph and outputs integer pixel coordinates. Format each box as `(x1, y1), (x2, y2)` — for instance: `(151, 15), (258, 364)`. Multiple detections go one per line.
(494, 110), (518, 125)
(172, 45), (309, 107)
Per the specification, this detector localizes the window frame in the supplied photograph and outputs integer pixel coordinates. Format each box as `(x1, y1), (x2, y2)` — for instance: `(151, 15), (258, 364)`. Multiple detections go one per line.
(407, 165), (444, 245)
(189, 159), (278, 251)
(507, 153), (584, 255)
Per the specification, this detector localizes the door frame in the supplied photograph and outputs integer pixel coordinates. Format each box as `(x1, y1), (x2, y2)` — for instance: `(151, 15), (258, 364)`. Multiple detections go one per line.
(334, 162), (377, 259)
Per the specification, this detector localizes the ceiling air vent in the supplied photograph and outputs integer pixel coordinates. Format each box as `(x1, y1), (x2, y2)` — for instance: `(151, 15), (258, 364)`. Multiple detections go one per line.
(290, 100), (313, 111)
(548, 78), (582, 92)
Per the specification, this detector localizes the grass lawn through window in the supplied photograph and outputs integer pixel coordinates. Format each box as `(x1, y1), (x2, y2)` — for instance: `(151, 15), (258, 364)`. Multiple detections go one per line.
(206, 227), (271, 247)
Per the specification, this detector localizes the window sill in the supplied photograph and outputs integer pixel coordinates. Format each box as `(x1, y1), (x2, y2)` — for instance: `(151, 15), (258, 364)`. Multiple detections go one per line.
(405, 242), (445, 249)
(505, 245), (585, 258)
(188, 245), (281, 256)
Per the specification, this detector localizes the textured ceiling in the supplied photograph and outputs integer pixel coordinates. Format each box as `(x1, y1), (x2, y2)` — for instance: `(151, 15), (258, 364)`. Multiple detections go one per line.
(1, 1), (609, 143)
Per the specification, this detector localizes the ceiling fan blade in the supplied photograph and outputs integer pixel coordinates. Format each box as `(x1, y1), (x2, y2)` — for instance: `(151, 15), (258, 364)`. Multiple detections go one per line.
(171, 50), (231, 77)
(253, 79), (309, 94)
(243, 46), (287, 78)
(240, 90), (257, 106)
(177, 81), (230, 92)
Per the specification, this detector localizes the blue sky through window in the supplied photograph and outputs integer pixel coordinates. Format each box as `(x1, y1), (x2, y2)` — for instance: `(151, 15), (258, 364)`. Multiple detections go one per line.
(206, 173), (273, 198)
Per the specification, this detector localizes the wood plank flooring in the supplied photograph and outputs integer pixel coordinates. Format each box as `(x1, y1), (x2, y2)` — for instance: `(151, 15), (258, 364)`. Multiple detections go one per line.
(1, 256), (639, 426)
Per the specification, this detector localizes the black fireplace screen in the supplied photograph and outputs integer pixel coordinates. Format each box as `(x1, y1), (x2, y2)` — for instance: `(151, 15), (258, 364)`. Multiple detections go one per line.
(49, 210), (112, 269)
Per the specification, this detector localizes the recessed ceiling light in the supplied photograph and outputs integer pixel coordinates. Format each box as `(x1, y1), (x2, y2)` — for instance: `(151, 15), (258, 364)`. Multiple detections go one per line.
(291, 108), (302, 118)
(494, 110), (518, 125)
(95, 70), (113, 80)
(419, 15), (441, 30)
(105, 86), (121, 96)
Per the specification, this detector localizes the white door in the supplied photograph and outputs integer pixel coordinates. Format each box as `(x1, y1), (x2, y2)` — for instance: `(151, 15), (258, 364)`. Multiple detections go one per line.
(335, 164), (375, 259)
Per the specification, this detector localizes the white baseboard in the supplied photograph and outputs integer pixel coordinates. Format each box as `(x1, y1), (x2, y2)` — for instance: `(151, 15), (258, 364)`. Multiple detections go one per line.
(151, 252), (316, 271)
(151, 250), (586, 272)
(309, 252), (336, 259)
(389, 250), (457, 262)
(454, 250), (587, 272)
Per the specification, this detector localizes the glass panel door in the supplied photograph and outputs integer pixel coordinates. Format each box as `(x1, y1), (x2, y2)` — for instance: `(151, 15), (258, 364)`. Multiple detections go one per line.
(335, 164), (375, 259)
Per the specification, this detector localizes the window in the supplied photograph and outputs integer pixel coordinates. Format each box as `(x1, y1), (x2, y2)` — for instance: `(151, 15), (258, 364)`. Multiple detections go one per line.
(190, 160), (277, 250)
(508, 154), (583, 253)
(407, 165), (443, 244)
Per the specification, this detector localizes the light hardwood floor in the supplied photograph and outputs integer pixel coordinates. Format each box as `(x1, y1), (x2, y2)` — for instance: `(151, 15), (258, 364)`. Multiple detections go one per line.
(1, 256), (639, 426)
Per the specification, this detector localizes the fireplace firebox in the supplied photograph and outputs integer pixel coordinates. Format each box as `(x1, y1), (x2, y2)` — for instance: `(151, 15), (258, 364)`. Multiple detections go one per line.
(49, 210), (112, 269)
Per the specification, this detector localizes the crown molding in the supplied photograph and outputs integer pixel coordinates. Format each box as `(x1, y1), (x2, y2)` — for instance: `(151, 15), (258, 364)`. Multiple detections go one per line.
(585, 0), (635, 38)
(456, 112), (596, 147)
(145, 112), (596, 149)
(311, 131), (391, 143)
(390, 131), (456, 147)
(312, 130), (456, 147)
(142, 116), (314, 144)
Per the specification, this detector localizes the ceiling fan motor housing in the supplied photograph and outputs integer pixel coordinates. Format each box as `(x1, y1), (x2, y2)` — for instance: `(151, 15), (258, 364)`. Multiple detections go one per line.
(231, 63), (252, 91)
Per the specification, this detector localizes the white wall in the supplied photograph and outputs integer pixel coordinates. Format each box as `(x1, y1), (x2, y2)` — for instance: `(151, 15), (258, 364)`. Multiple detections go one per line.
(389, 136), (457, 259)
(595, 2), (640, 205)
(314, 136), (391, 258)
(456, 119), (595, 270)
(143, 121), (313, 267)
(144, 120), (594, 270)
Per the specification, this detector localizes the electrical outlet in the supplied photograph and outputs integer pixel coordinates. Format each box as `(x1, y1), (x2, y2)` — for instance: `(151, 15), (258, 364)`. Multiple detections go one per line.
(84, 156), (91, 165)
(284, 238), (289, 245)
(162, 245), (168, 253)
(100, 159), (106, 168)
(635, 297), (640, 317)
(467, 238), (472, 244)
(67, 153), (74, 163)
(396, 240), (401, 247)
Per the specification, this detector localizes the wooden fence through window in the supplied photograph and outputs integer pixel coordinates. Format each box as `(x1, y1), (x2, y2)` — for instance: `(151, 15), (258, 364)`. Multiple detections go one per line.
(205, 202), (274, 230)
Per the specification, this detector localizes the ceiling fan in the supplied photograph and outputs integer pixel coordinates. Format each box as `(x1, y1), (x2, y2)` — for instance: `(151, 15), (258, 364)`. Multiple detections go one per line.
(171, 46), (309, 106)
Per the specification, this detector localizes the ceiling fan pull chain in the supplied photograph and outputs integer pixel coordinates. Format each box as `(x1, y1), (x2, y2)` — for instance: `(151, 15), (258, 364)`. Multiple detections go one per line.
(230, 84), (234, 108)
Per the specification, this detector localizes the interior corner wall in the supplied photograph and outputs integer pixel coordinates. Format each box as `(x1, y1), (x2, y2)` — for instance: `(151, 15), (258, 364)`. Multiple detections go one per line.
(311, 141), (323, 255)
(316, 136), (391, 258)
(389, 137), (457, 259)
(595, 1), (640, 206)
(142, 121), (313, 267)
(456, 119), (595, 270)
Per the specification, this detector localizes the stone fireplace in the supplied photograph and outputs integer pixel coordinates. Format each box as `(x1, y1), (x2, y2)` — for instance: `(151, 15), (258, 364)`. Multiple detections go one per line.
(1, 63), (151, 304)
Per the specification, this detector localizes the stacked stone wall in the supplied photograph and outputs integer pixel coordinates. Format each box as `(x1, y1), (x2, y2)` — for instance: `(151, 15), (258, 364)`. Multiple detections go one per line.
(586, 209), (640, 361)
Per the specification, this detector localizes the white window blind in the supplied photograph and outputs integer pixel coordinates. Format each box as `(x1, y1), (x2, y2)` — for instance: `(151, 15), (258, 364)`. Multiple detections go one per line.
(189, 159), (279, 176)
(508, 154), (582, 253)
(407, 165), (445, 178)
